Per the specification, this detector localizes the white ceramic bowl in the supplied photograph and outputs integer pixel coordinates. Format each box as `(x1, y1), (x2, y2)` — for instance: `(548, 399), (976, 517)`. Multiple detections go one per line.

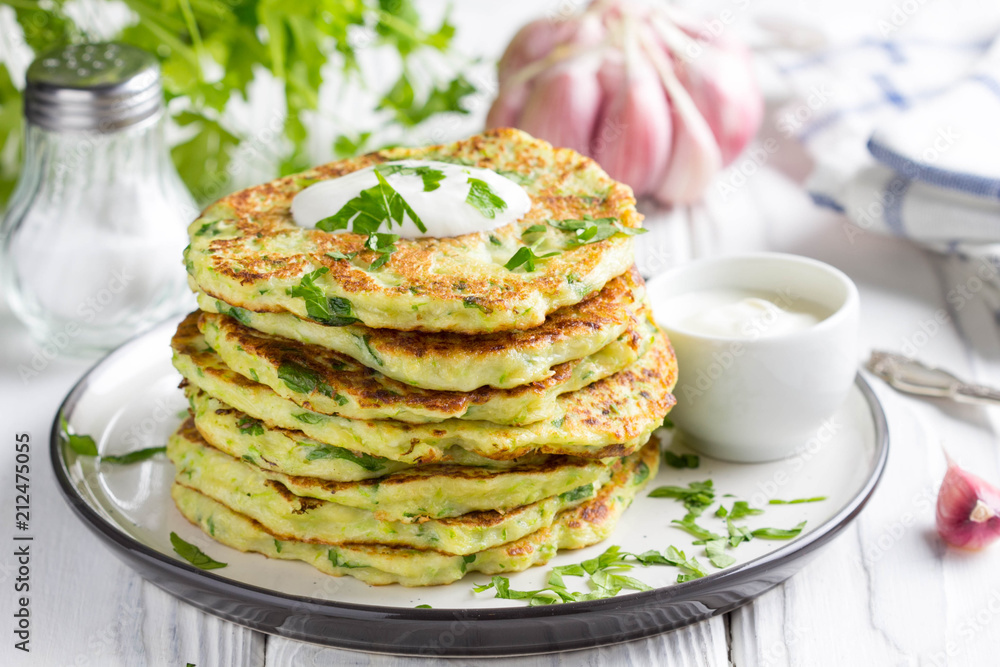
(647, 253), (860, 463)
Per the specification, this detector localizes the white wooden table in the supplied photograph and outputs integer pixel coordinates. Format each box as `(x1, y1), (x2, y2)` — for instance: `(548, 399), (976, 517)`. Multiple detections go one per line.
(3, 1), (1000, 665)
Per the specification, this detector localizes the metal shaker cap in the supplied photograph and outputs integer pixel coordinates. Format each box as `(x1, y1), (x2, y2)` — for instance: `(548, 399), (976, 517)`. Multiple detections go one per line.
(25, 43), (162, 133)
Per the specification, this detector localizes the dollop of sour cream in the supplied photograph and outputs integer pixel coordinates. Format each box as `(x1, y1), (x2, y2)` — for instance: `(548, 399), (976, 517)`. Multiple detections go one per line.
(290, 159), (532, 239)
(666, 289), (826, 339)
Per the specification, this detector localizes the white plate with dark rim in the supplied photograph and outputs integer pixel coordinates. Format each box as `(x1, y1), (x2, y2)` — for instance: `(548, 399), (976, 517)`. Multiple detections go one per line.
(51, 305), (888, 657)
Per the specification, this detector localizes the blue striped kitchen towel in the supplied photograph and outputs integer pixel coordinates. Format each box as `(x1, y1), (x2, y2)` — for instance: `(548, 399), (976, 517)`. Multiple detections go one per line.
(775, 32), (1000, 250)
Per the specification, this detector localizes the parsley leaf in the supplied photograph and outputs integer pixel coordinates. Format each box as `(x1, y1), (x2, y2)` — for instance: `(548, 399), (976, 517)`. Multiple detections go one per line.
(376, 163), (445, 191)
(462, 297), (490, 313)
(214, 300), (252, 326)
(726, 501), (764, 520)
(287, 268), (361, 326)
(769, 497), (827, 505)
(752, 521), (808, 540)
(305, 444), (386, 472)
(101, 446), (166, 465)
(328, 550), (363, 569)
(648, 480), (716, 516)
(550, 215), (647, 247)
(558, 484), (594, 503)
(466, 177), (507, 218)
(672, 515), (725, 542)
(727, 518), (754, 547)
(170, 532), (227, 570)
(316, 168), (425, 235)
(236, 416), (265, 436)
(293, 412), (325, 425)
(364, 232), (399, 271)
(503, 246), (560, 272)
(277, 362), (332, 396)
(60, 415), (98, 456)
(663, 451), (700, 469)
(705, 539), (736, 569)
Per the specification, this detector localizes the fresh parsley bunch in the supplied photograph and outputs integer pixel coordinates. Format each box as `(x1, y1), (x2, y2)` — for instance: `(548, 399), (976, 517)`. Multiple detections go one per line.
(0, 0), (477, 206)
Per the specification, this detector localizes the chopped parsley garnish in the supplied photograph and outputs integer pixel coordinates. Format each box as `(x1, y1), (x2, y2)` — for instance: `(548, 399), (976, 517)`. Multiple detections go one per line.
(376, 163), (445, 192)
(725, 501), (764, 520)
(277, 361), (332, 396)
(752, 521), (808, 540)
(769, 497), (827, 505)
(316, 168), (426, 235)
(236, 416), (265, 436)
(328, 550), (363, 569)
(360, 334), (382, 366)
(503, 246), (559, 272)
(648, 480), (716, 516)
(672, 515), (724, 542)
(663, 451), (700, 469)
(364, 232), (400, 271)
(215, 300), (252, 326)
(633, 461), (650, 485)
(60, 415), (97, 456)
(460, 553), (477, 574)
(472, 544), (710, 605)
(726, 518), (754, 547)
(313, 166), (434, 270)
(170, 532), (227, 570)
(705, 539), (736, 568)
(325, 250), (357, 261)
(550, 215), (647, 247)
(558, 484), (594, 503)
(287, 268), (361, 326)
(59, 416), (164, 464)
(305, 444), (385, 472)
(465, 177), (507, 219)
(292, 412), (325, 425)
(101, 446), (166, 465)
(462, 296), (490, 313)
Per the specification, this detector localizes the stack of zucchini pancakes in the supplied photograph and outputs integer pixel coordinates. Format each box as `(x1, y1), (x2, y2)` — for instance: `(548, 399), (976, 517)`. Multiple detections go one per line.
(168, 129), (678, 586)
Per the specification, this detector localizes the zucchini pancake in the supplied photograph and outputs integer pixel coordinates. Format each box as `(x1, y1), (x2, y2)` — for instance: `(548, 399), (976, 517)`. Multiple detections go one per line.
(168, 129), (678, 587)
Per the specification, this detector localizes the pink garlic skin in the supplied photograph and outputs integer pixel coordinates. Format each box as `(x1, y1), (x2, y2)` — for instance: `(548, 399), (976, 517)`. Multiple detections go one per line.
(675, 40), (763, 167)
(937, 459), (1000, 550)
(516, 55), (604, 157)
(496, 15), (599, 83)
(488, 14), (607, 145)
(591, 49), (672, 196)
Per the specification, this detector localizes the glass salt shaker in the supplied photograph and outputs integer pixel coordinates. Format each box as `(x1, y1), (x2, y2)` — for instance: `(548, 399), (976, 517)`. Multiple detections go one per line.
(1, 42), (197, 357)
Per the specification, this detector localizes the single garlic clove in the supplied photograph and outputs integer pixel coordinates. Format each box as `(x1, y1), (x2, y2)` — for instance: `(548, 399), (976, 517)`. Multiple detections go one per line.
(591, 46), (672, 196)
(937, 455), (1000, 550)
(515, 55), (604, 157)
(497, 19), (577, 84)
(642, 29), (722, 205)
(675, 39), (763, 167)
(486, 82), (530, 130)
(497, 12), (607, 85)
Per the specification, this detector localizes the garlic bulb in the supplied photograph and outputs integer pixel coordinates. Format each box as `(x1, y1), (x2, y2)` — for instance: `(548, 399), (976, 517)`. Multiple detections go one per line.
(487, 0), (763, 205)
(937, 453), (1000, 550)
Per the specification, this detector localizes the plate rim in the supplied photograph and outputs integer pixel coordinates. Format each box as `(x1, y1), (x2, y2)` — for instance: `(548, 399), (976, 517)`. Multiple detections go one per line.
(49, 315), (890, 651)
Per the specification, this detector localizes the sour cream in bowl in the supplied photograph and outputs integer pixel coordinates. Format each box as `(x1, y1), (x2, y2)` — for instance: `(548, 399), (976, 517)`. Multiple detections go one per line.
(648, 253), (860, 463)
